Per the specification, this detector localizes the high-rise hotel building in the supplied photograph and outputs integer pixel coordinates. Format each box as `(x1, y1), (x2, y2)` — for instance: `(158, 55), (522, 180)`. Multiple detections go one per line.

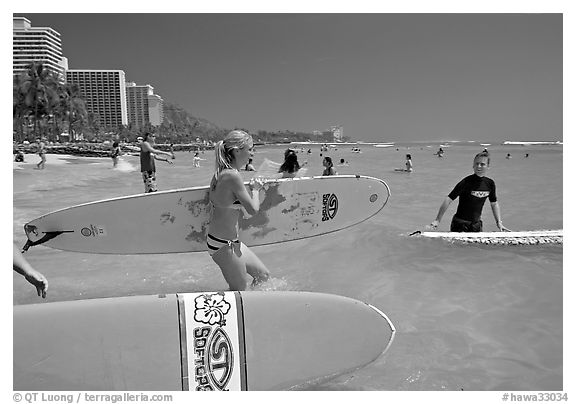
(126, 82), (164, 129)
(331, 125), (343, 142)
(15, 16), (163, 131)
(66, 70), (128, 127)
(147, 93), (164, 127)
(13, 17), (68, 82)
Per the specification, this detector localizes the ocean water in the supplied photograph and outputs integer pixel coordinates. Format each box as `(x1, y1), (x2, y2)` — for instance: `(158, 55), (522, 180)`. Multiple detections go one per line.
(12, 142), (563, 391)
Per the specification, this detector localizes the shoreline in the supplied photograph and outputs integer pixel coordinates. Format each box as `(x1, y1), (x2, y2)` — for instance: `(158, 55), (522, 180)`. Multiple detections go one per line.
(13, 153), (116, 170)
(13, 142), (212, 158)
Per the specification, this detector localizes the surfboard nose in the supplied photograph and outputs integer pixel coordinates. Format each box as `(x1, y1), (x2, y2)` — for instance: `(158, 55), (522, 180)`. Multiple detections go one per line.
(14, 292), (395, 391)
(240, 291), (395, 390)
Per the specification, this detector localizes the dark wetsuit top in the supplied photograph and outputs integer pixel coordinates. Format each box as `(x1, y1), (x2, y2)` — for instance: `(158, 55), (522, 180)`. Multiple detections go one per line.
(448, 174), (497, 222)
(140, 149), (155, 173)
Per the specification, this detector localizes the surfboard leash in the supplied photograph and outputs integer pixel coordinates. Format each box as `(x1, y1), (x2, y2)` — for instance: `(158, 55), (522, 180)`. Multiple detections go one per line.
(21, 231), (68, 253)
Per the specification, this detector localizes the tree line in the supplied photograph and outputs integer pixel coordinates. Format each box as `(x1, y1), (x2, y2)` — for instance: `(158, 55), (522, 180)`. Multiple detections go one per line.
(13, 63), (345, 145)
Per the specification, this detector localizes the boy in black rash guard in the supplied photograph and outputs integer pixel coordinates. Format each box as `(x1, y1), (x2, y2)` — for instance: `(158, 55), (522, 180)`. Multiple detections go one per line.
(429, 152), (509, 232)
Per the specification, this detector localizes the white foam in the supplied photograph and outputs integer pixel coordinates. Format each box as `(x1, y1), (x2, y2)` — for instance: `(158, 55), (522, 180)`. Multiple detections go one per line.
(502, 140), (562, 145)
(13, 154), (69, 169)
(113, 158), (137, 172)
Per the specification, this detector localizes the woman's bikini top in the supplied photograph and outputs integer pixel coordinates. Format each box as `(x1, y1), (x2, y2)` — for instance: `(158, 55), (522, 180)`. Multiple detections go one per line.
(209, 172), (245, 211)
(210, 199), (243, 210)
(209, 187), (243, 210)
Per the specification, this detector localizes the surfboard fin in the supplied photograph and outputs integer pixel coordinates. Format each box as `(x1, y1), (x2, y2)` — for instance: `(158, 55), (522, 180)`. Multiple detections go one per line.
(22, 231), (67, 253)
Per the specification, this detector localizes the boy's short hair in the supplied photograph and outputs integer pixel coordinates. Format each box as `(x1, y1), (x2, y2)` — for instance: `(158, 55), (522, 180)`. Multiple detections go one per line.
(474, 152), (490, 166)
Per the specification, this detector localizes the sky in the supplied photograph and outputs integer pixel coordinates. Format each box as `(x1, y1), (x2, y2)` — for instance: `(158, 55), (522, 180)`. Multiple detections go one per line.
(12, 10), (566, 143)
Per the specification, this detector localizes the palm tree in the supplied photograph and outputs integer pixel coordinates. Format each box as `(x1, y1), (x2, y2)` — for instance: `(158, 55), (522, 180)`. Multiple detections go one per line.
(15, 63), (60, 139)
(86, 112), (102, 139)
(13, 75), (28, 142)
(56, 82), (87, 141)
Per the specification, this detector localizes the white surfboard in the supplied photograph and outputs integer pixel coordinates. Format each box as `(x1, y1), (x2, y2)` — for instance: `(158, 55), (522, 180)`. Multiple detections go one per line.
(13, 291), (396, 391)
(411, 229), (562, 245)
(23, 175), (390, 254)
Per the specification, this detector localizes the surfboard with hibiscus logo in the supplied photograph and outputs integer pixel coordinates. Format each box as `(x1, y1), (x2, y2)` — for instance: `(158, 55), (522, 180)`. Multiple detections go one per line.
(14, 291), (395, 390)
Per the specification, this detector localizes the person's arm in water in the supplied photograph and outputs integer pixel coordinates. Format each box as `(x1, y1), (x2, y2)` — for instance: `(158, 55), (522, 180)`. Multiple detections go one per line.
(429, 196), (453, 229)
(13, 244), (48, 298)
(490, 201), (510, 231)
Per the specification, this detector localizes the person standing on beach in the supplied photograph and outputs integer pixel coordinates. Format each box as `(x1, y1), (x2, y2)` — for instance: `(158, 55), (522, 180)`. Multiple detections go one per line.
(207, 130), (270, 290)
(35, 138), (46, 169)
(428, 152), (509, 232)
(139, 132), (175, 193)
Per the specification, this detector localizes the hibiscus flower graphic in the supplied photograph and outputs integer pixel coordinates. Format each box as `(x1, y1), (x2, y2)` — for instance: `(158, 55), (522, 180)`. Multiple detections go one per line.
(193, 292), (232, 327)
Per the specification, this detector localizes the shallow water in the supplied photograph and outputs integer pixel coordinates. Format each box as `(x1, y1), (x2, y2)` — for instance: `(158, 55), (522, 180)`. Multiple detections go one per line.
(12, 142), (563, 391)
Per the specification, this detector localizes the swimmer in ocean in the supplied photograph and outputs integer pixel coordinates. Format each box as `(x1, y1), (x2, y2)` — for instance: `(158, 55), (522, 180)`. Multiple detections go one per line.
(405, 154), (413, 172)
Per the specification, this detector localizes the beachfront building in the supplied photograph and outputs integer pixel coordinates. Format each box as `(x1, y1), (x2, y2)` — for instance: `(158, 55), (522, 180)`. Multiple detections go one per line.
(147, 93), (164, 126)
(13, 17), (68, 83)
(126, 82), (164, 129)
(331, 125), (343, 142)
(66, 70), (128, 128)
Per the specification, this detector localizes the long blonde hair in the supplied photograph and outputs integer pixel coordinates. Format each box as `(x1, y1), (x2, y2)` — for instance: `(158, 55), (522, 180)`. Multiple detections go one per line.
(214, 130), (252, 178)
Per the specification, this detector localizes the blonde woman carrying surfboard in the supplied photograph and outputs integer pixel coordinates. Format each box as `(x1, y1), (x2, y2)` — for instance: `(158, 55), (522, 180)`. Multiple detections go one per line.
(207, 130), (270, 290)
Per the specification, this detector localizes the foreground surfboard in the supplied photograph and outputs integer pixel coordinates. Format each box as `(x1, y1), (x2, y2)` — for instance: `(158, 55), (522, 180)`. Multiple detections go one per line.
(14, 291), (395, 391)
(411, 229), (562, 245)
(23, 175), (390, 254)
